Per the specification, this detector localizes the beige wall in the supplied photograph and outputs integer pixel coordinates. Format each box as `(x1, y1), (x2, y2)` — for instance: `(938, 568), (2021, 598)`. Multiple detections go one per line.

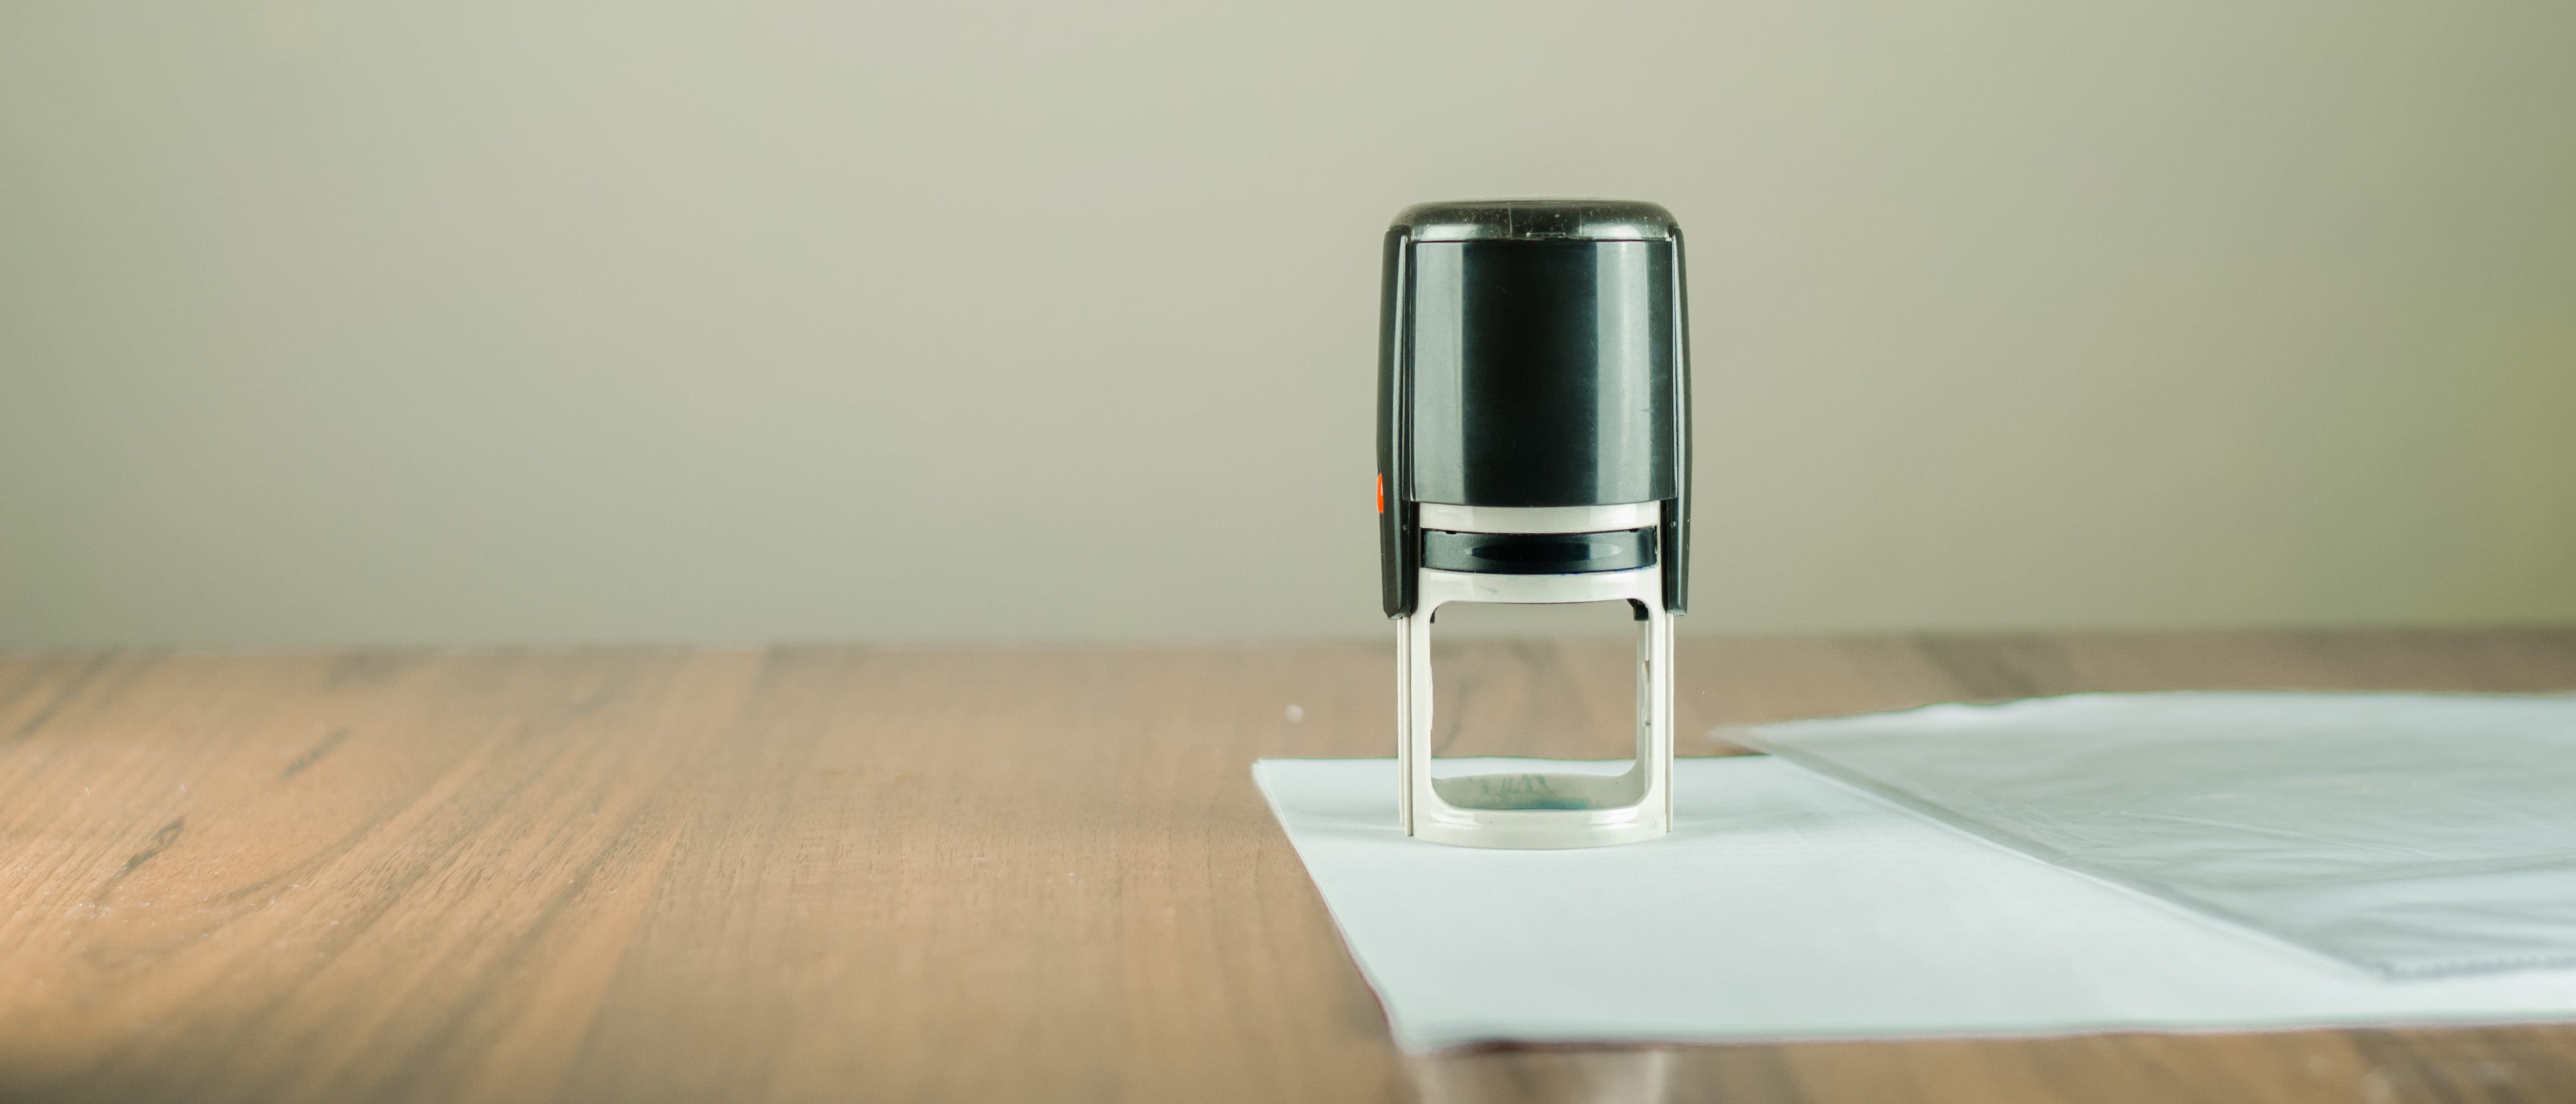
(3, 1), (2572, 646)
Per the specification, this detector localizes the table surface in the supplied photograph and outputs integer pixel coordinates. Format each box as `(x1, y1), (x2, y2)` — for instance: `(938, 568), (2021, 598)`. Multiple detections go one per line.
(6, 630), (2576, 1103)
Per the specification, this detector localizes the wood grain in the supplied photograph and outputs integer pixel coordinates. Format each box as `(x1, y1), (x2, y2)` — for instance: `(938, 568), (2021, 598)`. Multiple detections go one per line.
(3, 631), (2575, 1103)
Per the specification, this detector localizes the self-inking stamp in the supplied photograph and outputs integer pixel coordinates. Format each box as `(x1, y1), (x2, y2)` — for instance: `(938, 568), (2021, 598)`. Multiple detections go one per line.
(1377, 199), (1690, 849)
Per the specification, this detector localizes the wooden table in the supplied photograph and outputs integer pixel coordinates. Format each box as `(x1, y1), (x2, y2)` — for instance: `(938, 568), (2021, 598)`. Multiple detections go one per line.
(6, 631), (2576, 1103)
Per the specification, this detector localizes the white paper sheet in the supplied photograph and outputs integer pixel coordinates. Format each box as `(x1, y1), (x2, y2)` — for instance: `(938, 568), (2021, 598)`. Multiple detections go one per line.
(1741, 692), (2576, 978)
(1254, 757), (2576, 1051)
